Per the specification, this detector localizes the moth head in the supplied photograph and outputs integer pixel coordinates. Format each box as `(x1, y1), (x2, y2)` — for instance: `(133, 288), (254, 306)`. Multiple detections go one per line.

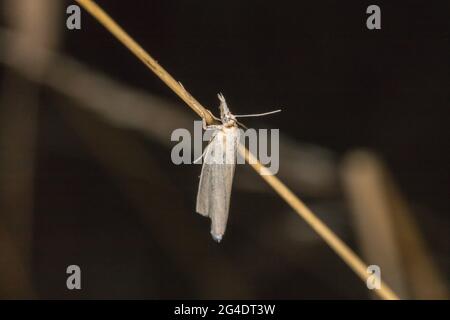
(217, 93), (236, 127)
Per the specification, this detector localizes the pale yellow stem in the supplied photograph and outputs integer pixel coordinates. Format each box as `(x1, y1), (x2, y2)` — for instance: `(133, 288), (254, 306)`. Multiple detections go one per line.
(75, 0), (399, 300)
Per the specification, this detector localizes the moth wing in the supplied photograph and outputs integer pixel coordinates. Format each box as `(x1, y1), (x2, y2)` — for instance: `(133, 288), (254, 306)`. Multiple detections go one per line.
(196, 131), (219, 218)
(196, 127), (239, 241)
(196, 158), (214, 218)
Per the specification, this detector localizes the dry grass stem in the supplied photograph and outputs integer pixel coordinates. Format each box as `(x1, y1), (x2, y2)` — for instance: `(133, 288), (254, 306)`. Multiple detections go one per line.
(75, 0), (400, 300)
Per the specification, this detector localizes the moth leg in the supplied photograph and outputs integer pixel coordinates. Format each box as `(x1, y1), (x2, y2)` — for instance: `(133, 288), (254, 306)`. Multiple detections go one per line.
(193, 131), (218, 164)
(202, 117), (222, 131)
(236, 120), (248, 130)
(193, 142), (211, 164)
(205, 125), (221, 131)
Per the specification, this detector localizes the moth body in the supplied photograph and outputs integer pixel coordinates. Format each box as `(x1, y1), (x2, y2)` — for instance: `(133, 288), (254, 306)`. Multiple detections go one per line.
(195, 93), (280, 242)
(196, 94), (239, 242)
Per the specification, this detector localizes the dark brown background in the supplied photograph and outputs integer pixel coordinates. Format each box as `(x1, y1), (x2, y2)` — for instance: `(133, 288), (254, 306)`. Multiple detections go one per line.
(0, 0), (448, 299)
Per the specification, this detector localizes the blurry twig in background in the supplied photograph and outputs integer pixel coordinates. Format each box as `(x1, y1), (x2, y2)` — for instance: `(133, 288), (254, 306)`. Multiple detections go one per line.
(0, 0), (444, 301)
(0, 0), (62, 298)
(342, 151), (448, 299)
(76, 0), (399, 299)
(341, 152), (409, 298)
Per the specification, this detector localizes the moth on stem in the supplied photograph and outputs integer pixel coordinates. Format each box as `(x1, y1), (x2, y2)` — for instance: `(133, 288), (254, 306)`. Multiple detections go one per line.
(196, 93), (280, 242)
(75, 0), (400, 300)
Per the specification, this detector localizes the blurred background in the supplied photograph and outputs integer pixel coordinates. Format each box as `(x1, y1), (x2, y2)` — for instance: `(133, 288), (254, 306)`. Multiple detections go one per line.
(0, 0), (448, 299)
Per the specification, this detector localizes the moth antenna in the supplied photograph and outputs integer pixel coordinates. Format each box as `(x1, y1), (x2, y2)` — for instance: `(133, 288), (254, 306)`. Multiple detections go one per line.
(236, 120), (248, 130)
(234, 109), (282, 118)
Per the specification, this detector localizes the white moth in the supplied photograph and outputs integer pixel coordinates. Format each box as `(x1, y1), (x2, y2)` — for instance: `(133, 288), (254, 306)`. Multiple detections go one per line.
(196, 93), (280, 242)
